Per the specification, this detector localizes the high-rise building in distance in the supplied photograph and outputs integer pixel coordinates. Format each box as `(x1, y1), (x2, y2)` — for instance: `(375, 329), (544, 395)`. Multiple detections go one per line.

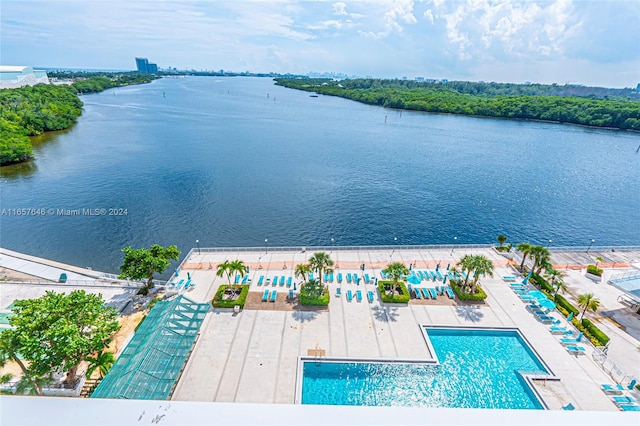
(135, 57), (158, 74)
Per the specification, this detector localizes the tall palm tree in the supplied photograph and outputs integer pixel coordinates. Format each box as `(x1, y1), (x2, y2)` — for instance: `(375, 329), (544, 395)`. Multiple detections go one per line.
(516, 243), (533, 270)
(295, 263), (311, 283)
(308, 252), (334, 286)
(85, 351), (116, 379)
(577, 293), (600, 319)
(552, 279), (568, 299)
(595, 256), (604, 267)
(456, 254), (475, 287)
(469, 255), (494, 294)
(530, 245), (551, 274)
(496, 234), (508, 247)
(383, 262), (409, 296)
(229, 259), (248, 294)
(544, 268), (564, 286)
(216, 260), (233, 285)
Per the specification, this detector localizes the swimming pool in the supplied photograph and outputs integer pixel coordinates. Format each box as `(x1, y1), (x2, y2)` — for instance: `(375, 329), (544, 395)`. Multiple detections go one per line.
(299, 327), (551, 409)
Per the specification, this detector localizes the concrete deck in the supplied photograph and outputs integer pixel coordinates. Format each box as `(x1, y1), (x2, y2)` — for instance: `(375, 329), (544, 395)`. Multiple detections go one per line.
(171, 247), (640, 411)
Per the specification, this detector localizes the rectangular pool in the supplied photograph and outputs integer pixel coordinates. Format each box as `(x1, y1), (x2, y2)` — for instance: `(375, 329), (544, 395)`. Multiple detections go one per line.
(299, 327), (550, 409)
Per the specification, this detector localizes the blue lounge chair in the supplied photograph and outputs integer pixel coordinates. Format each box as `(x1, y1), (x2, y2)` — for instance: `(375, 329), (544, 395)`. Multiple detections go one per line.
(560, 333), (583, 346)
(287, 277), (292, 287)
(414, 289), (422, 299)
(262, 289), (270, 302)
(565, 345), (585, 355)
(356, 290), (362, 302)
(242, 275), (249, 284)
(346, 273), (352, 283)
(381, 271), (387, 279)
(324, 273), (329, 282)
(353, 273), (359, 283)
(257, 275), (264, 286)
(329, 273), (334, 282)
(309, 272), (314, 280)
(279, 276), (285, 286)
(337, 273), (343, 283)
(445, 287), (455, 299)
(367, 290), (374, 302)
(562, 403), (575, 410)
(364, 274), (370, 284)
(601, 380), (637, 394)
(536, 314), (554, 324)
(421, 288), (430, 299)
(612, 396), (636, 406)
(429, 288), (438, 299)
(549, 326), (569, 334)
(503, 275), (516, 282)
(288, 290), (294, 300)
(620, 404), (640, 412)
(346, 289), (353, 302)
(270, 290), (277, 302)
(436, 270), (443, 280)
(336, 287), (341, 297)
(272, 276), (278, 286)
(234, 275), (241, 284)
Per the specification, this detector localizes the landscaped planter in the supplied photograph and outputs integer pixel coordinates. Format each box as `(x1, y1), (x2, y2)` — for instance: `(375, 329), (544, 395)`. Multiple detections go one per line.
(585, 272), (602, 283)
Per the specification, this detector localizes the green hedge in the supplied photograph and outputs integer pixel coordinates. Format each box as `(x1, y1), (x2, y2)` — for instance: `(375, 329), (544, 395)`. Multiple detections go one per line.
(212, 285), (249, 308)
(378, 280), (410, 303)
(450, 281), (487, 301)
(555, 294), (580, 316)
(579, 318), (610, 346)
(587, 265), (603, 276)
(531, 273), (554, 293)
(299, 287), (330, 306)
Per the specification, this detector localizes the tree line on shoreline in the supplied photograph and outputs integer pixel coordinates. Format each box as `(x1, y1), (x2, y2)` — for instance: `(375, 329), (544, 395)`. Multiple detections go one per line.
(0, 73), (156, 166)
(275, 78), (640, 131)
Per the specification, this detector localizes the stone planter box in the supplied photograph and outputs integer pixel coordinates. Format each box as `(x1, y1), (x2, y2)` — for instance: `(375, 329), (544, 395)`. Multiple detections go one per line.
(585, 272), (602, 283)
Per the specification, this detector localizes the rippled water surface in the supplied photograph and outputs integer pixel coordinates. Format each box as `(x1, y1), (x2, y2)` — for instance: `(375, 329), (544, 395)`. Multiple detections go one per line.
(2, 77), (639, 272)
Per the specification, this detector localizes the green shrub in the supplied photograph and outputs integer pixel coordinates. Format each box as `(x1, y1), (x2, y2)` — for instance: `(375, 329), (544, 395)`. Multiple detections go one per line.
(555, 294), (579, 316)
(212, 285), (249, 309)
(587, 265), (603, 276)
(581, 318), (610, 346)
(450, 281), (487, 301)
(531, 272), (554, 293)
(378, 280), (410, 303)
(299, 285), (330, 306)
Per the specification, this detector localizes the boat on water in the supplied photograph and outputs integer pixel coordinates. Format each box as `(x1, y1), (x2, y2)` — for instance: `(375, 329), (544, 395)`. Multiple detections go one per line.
(309, 94), (319, 98)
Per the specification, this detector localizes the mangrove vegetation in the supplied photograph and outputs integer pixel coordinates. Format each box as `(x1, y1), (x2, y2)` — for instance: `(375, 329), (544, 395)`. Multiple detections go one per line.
(275, 78), (640, 131)
(0, 73), (156, 166)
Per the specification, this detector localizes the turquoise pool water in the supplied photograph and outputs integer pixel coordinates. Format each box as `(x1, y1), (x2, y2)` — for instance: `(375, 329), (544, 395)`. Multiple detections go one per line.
(301, 328), (549, 409)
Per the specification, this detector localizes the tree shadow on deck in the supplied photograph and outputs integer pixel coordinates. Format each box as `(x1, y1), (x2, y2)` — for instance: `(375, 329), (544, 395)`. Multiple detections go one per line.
(455, 305), (484, 323)
(371, 305), (400, 322)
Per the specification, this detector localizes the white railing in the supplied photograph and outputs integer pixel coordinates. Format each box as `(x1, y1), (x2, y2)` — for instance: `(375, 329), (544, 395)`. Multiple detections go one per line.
(609, 270), (640, 283)
(0, 278), (146, 288)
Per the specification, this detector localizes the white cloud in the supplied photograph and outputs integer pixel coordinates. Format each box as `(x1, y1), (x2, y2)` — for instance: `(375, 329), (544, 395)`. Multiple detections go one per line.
(333, 2), (348, 16)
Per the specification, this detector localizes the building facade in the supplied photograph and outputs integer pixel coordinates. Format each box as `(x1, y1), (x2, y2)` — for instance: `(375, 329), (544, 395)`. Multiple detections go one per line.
(0, 66), (50, 89)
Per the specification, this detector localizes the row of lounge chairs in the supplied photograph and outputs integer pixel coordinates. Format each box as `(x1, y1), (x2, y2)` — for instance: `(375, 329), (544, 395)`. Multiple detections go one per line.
(256, 275), (293, 287)
(601, 380), (639, 411)
(335, 288), (375, 303)
(169, 278), (195, 290)
(261, 289), (278, 302)
(410, 285), (455, 300)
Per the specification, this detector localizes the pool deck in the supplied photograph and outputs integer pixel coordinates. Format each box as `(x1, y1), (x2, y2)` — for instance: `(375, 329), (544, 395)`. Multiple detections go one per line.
(170, 247), (640, 411)
(2, 245), (639, 412)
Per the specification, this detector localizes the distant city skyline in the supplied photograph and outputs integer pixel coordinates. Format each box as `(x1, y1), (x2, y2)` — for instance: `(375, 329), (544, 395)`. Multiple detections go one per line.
(1, 1), (639, 88)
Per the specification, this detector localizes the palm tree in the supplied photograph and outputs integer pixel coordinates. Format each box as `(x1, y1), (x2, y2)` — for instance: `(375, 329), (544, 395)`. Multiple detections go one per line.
(85, 351), (116, 379)
(543, 268), (566, 298)
(496, 234), (508, 247)
(307, 252), (334, 286)
(577, 293), (600, 319)
(295, 263), (311, 283)
(216, 260), (233, 285)
(229, 259), (248, 294)
(595, 256), (604, 267)
(0, 331), (40, 395)
(456, 254), (475, 287)
(469, 255), (494, 294)
(530, 245), (551, 274)
(516, 243), (533, 270)
(383, 262), (409, 296)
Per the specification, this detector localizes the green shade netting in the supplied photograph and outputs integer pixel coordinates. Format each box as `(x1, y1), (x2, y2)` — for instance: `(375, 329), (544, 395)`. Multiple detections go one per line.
(91, 295), (209, 400)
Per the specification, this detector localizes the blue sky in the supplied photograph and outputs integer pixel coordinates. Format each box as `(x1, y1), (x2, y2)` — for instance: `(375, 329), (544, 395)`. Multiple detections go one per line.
(2, 0), (639, 88)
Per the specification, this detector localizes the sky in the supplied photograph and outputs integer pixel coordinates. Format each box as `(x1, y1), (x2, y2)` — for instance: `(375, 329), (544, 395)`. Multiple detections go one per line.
(1, 0), (639, 88)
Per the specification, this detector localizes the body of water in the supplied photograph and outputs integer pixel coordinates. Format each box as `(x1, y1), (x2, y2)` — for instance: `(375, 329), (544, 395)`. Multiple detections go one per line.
(2, 77), (639, 273)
